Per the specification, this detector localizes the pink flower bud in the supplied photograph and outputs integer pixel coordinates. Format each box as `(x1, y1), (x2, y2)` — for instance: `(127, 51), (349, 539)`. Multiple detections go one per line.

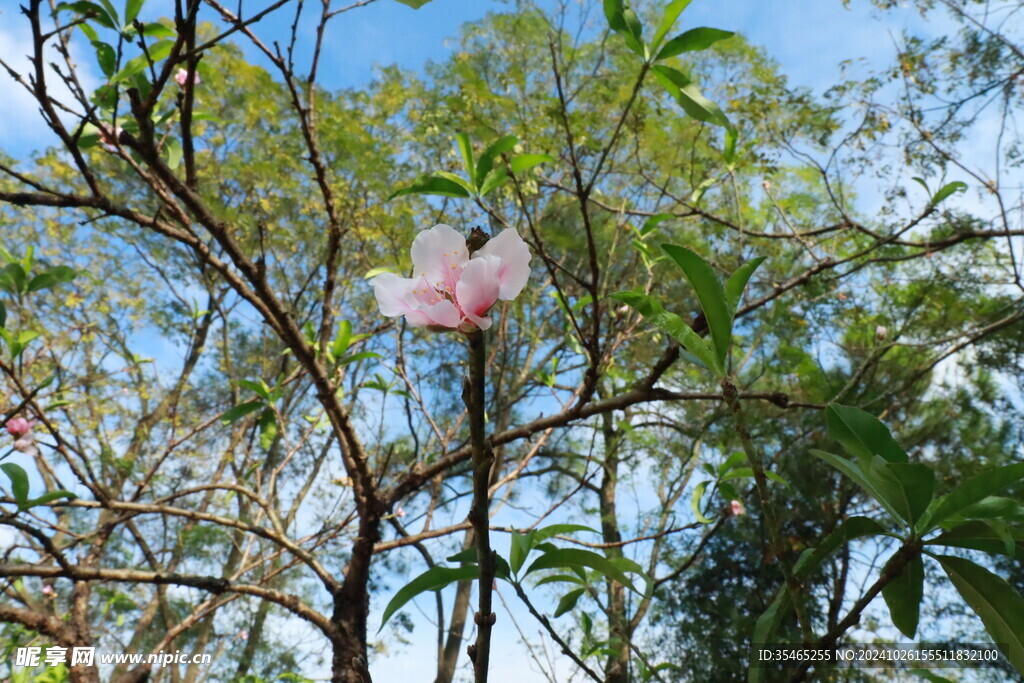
(238, 630), (248, 640)
(41, 584), (55, 597)
(6, 417), (31, 438)
(395, 506), (406, 518)
(729, 500), (746, 516)
(875, 325), (888, 341)
(174, 68), (200, 86)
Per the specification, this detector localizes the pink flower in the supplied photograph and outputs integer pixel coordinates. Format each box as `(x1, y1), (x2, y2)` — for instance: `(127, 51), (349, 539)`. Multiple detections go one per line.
(237, 630), (248, 640)
(395, 506), (406, 518)
(7, 417), (32, 438)
(97, 124), (123, 150)
(729, 500), (746, 516)
(7, 417), (38, 456)
(372, 224), (531, 332)
(41, 584), (55, 597)
(174, 68), (200, 86)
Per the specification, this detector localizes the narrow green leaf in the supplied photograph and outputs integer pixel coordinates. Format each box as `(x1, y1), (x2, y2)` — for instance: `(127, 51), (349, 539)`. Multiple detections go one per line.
(929, 520), (1024, 557)
(691, 480), (712, 524)
(525, 548), (639, 593)
(652, 65), (730, 126)
(380, 565), (479, 629)
(510, 531), (530, 575)
(125, 0), (144, 23)
(478, 168), (508, 196)
(393, 0), (433, 7)
(220, 400), (264, 425)
(919, 463), (1024, 532)
(509, 153), (555, 174)
(810, 449), (905, 523)
(639, 213), (673, 236)
(883, 552), (924, 638)
(553, 587), (586, 617)
(793, 516), (887, 579)
(331, 320), (353, 360)
(432, 171), (475, 196)
(1, 463), (30, 504)
(650, 0), (693, 50)
(656, 27), (734, 60)
(660, 244), (732, 367)
(475, 134), (517, 189)
(937, 555), (1024, 675)
(724, 257), (765, 314)
(238, 379), (271, 400)
(388, 175), (472, 201)
(930, 181), (967, 207)
(529, 524), (599, 546)
(23, 490), (77, 510)
(748, 589), (790, 682)
(610, 290), (718, 371)
(454, 133), (475, 181)
(826, 404), (908, 463)
(163, 137), (183, 170)
(258, 409), (278, 450)
(56, 1), (116, 29)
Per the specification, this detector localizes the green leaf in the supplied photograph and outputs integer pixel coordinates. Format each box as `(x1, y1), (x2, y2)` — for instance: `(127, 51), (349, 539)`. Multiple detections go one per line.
(330, 320), (353, 360)
(883, 552), (924, 638)
(553, 587), (586, 617)
(258, 409), (278, 450)
(724, 257), (764, 313)
(610, 290), (718, 371)
(388, 175), (472, 201)
(510, 531), (530, 575)
(937, 555), (1024, 675)
(930, 181), (967, 207)
(651, 65), (729, 127)
(124, 0), (144, 23)
(92, 41), (116, 77)
(478, 168), (508, 196)
(220, 400), (264, 425)
(876, 461), (935, 525)
(56, 1), (116, 29)
(691, 480), (712, 524)
(0, 263), (28, 294)
(475, 134), (517, 189)
(1, 463), (30, 505)
(639, 213), (673, 236)
(432, 171), (475, 196)
(23, 490), (77, 510)
(380, 564), (479, 629)
(238, 379), (271, 400)
(810, 449), (905, 523)
(163, 137), (183, 170)
(661, 244), (732, 368)
(603, 0), (625, 31)
(533, 573), (586, 587)
(656, 27), (734, 60)
(525, 548), (640, 593)
(929, 520), (1024, 557)
(0, 301), (6, 328)
(918, 463), (1024, 532)
(909, 671), (956, 683)
(27, 266), (77, 293)
(509, 153), (555, 174)
(793, 516), (888, 579)
(529, 524), (598, 546)
(338, 351), (382, 366)
(650, 0), (693, 50)
(454, 133), (475, 181)
(111, 39), (174, 82)
(393, 0), (433, 7)
(826, 404), (908, 463)
(748, 589), (790, 682)
(140, 22), (175, 38)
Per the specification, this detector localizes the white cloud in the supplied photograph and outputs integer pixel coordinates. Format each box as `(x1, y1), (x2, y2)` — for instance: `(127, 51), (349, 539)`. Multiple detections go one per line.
(0, 11), (99, 158)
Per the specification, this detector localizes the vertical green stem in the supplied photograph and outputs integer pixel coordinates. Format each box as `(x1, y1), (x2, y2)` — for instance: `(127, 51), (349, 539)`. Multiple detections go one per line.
(464, 329), (496, 682)
(721, 377), (813, 643)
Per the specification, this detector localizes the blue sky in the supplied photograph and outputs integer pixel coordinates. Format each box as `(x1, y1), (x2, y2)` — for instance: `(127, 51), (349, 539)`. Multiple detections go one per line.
(0, 0), (979, 680)
(0, 0), (946, 159)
